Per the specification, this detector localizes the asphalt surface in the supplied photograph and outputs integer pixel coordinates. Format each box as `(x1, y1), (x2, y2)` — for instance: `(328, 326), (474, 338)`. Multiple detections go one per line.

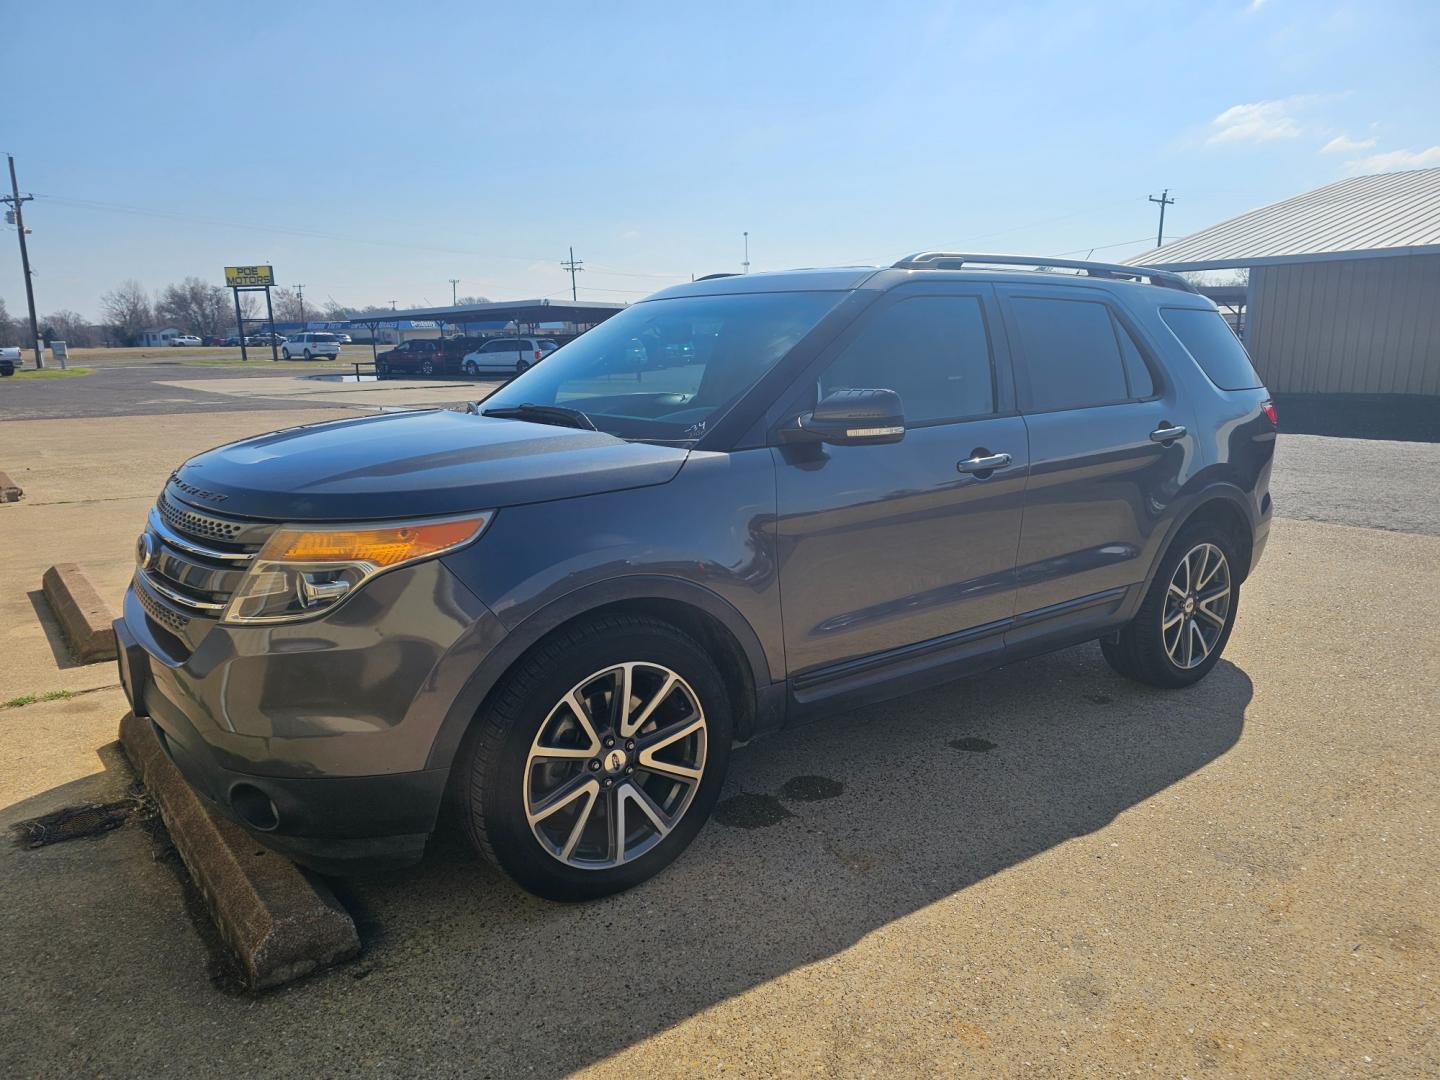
(0, 362), (496, 420)
(1276, 433), (1440, 535)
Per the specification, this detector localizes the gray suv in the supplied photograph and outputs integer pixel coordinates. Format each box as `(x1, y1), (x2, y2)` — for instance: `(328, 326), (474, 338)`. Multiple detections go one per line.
(114, 254), (1275, 900)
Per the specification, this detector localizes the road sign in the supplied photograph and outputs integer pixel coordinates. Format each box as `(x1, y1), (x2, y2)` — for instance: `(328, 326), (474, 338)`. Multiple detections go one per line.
(225, 265), (275, 287)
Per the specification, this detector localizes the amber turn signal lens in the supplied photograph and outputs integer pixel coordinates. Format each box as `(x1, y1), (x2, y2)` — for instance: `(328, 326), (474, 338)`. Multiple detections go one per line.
(259, 514), (492, 568)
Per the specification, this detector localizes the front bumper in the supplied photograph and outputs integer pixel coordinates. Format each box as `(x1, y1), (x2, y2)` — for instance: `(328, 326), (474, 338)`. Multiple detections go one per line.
(115, 560), (506, 875)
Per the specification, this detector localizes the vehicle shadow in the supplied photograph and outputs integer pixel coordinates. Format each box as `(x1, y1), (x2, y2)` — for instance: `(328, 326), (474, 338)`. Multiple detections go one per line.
(327, 644), (1251, 1077)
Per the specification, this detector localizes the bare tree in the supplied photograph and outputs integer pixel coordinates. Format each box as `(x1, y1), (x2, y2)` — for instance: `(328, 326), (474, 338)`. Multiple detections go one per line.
(156, 277), (233, 339)
(0, 296), (18, 345)
(269, 287), (308, 323)
(99, 280), (154, 346)
(41, 309), (99, 348)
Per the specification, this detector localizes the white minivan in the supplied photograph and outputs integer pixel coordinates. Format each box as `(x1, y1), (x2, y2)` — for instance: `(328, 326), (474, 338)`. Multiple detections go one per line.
(282, 332), (342, 360)
(459, 337), (559, 376)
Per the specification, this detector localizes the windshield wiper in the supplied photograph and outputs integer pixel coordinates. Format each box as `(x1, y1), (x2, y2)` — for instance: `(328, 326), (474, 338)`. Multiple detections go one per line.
(478, 402), (598, 431)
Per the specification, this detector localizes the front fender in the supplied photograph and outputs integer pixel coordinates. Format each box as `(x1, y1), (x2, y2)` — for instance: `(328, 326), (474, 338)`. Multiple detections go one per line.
(421, 574), (776, 773)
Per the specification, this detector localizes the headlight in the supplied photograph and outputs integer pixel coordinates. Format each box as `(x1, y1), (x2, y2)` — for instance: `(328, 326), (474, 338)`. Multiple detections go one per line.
(222, 512), (493, 625)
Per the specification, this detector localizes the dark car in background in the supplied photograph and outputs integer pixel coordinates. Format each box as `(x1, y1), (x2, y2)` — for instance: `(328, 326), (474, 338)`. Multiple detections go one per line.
(115, 253), (1275, 902)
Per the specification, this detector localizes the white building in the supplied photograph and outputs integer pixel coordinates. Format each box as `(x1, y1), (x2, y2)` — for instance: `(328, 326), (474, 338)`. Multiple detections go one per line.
(138, 327), (185, 347)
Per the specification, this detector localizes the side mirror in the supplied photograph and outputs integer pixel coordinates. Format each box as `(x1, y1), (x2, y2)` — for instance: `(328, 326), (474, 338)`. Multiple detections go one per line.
(782, 388), (906, 446)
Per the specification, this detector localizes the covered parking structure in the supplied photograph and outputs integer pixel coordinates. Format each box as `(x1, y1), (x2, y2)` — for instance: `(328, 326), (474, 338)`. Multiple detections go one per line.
(1129, 167), (1440, 398)
(341, 299), (626, 365)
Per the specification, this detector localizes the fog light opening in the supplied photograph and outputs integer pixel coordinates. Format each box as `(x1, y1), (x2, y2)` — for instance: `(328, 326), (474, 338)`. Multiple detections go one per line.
(230, 784), (280, 832)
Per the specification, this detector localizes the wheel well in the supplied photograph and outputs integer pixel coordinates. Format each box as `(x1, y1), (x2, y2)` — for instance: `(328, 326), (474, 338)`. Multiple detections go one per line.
(1180, 498), (1254, 581)
(492, 598), (759, 739)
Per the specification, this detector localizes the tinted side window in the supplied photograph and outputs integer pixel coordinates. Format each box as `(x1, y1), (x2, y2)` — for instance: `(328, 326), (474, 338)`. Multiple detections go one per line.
(1113, 318), (1154, 398)
(1011, 297), (1129, 411)
(819, 296), (995, 424)
(1162, 308), (1262, 390)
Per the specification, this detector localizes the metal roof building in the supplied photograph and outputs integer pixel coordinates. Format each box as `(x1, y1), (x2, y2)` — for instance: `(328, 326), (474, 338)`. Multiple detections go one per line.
(1128, 168), (1440, 397)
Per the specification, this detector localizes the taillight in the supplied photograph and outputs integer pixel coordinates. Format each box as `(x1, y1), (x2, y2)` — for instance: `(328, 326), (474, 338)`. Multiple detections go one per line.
(534, 349), (542, 361)
(1261, 399), (1278, 426)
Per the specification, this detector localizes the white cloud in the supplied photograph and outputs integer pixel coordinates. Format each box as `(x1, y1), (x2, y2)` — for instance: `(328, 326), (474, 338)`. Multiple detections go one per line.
(1346, 145), (1440, 173)
(1207, 97), (1312, 145)
(1246, 0), (1267, 12)
(1320, 134), (1377, 154)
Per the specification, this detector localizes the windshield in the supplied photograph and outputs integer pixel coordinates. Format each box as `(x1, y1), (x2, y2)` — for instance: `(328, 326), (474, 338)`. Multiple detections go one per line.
(482, 291), (844, 441)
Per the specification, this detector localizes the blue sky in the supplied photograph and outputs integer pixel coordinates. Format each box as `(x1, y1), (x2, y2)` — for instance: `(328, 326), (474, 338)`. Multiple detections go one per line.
(6, 0), (1439, 319)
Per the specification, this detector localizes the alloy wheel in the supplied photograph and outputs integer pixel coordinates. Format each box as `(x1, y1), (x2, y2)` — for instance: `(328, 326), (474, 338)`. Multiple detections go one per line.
(1163, 542), (1231, 669)
(524, 662), (707, 869)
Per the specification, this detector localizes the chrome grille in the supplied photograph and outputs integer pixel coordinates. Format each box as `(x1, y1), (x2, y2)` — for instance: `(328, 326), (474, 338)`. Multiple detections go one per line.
(136, 489), (275, 623)
(135, 575), (191, 633)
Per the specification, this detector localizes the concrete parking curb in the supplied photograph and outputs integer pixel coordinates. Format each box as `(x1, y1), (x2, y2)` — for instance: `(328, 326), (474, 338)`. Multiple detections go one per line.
(0, 470), (21, 502)
(41, 563), (117, 663)
(118, 712), (360, 990)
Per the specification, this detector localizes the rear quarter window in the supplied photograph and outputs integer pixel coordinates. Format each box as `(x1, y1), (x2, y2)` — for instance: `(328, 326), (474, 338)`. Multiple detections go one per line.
(1161, 308), (1263, 390)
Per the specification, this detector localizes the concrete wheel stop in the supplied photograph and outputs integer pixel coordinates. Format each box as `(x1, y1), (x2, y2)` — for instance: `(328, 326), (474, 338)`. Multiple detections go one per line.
(118, 712), (360, 990)
(41, 563), (117, 663)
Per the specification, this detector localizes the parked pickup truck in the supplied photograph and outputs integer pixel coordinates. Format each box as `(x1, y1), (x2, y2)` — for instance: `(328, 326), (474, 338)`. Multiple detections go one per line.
(0, 346), (21, 377)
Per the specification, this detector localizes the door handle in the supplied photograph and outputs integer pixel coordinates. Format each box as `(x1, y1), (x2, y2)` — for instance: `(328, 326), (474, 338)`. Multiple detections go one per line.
(957, 452), (1012, 474)
(1150, 424), (1186, 443)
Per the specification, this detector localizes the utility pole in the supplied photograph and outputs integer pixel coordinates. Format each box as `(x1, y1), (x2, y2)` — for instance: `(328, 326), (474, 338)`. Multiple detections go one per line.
(4, 154), (42, 369)
(742, 231), (750, 274)
(560, 247), (583, 301)
(389, 300), (398, 310)
(293, 283), (306, 324)
(449, 278), (460, 305)
(1148, 189), (1175, 249)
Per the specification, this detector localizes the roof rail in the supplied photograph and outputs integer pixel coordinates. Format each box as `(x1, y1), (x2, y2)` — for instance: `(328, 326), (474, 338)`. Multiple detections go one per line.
(892, 252), (1198, 293)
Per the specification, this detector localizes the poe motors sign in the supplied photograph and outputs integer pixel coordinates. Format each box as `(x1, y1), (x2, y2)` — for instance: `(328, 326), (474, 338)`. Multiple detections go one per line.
(224, 265), (279, 360)
(225, 265), (275, 288)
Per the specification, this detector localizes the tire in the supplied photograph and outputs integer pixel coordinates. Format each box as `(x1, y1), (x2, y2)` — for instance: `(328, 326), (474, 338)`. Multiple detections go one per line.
(375, 361), (389, 379)
(462, 359), (478, 376)
(456, 614), (733, 902)
(420, 359), (435, 376)
(1101, 521), (1241, 688)
(281, 348), (291, 360)
(303, 349), (313, 360)
(516, 358), (531, 375)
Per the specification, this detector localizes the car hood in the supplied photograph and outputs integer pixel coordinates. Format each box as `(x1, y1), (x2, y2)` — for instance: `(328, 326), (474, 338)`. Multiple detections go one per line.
(169, 409), (689, 521)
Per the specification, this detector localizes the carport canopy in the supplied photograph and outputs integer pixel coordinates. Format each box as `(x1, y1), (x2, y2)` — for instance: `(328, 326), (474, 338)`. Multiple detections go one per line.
(342, 298), (625, 332)
(340, 298), (627, 365)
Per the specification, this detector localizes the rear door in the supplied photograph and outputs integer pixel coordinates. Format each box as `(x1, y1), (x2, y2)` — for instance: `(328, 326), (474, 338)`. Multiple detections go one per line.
(997, 285), (1197, 645)
(772, 284), (1029, 682)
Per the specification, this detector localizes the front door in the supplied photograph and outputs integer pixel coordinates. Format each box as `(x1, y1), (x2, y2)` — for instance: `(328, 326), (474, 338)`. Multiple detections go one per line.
(772, 285), (1028, 680)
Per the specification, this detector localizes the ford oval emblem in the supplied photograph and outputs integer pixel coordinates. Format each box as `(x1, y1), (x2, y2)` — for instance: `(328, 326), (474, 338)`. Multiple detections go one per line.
(135, 532), (158, 571)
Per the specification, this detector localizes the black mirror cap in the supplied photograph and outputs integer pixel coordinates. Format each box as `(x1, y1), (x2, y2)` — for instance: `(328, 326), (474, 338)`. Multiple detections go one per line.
(785, 388), (906, 446)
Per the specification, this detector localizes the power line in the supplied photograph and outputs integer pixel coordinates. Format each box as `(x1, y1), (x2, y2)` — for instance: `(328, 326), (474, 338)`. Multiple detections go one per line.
(29, 192), (685, 284)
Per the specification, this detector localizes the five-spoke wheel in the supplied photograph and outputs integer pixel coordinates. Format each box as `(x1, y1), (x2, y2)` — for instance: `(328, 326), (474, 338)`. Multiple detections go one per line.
(1102, 523), (1241, 688)
(525, 663), (708, 868)
(1162, 542), (1232, 669)
(457, 614), (731, 901)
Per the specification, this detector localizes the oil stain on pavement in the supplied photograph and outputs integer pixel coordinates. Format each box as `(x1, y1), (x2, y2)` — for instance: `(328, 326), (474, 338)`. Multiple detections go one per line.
(779, 775), (845, 802)
(948, 736), (997, 753)
(713, 793), (794, 829)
